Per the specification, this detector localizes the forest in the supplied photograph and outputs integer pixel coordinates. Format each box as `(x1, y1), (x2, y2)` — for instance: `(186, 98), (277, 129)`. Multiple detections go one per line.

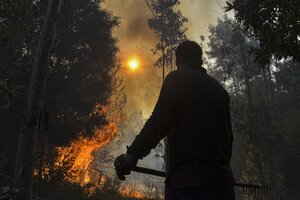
(0, 0), (299, 200)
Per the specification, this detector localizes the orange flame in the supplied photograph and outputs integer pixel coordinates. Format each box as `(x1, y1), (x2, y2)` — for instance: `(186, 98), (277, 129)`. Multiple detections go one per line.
(55, 123), (118, 185)
(55, 103), (119, 190)
(119, 186), (145, 199)
(53, 100), (159, 197)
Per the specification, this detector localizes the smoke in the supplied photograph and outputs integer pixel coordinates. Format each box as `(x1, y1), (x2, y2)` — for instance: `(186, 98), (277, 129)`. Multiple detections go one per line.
(100, 1), (165, 196)
(103, 0), (162, 119)
(180, 0), (226, 42)
(102, 0), (227, 118)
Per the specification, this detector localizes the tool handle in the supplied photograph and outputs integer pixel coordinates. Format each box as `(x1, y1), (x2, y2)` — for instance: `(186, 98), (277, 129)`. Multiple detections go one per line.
(132, 166), (166, 177)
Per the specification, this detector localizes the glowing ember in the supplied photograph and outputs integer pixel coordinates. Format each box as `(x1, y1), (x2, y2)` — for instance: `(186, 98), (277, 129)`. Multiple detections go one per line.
(128, 58), (139, 71)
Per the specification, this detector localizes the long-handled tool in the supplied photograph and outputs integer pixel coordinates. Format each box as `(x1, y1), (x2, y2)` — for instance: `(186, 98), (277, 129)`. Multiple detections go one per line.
(133, 166), (166, 177)
(132, 166), (272, 196)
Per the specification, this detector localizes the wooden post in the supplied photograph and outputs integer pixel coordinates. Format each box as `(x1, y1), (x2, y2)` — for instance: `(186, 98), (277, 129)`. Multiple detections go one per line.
(13, 1), (61, 199)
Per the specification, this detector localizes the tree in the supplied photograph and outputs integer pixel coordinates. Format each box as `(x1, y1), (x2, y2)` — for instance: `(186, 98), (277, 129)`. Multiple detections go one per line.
(45, 0), (120, 145)
(207, 15), (262, 140)
(13, 1), (61, 200)
(0, 0), (40, 109)
(207, 16), (288, 199)
(0, 17), (11, 101)
(0, 1), (45, 175)
(144, 0), (187, 80)
(225, 0), (300, 63)
(274, 60), (300, 199)
(1, 0), (124, 199)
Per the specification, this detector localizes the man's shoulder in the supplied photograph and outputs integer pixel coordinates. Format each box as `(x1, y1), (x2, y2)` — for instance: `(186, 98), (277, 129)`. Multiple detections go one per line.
(166, 69), (185, 76)
(166, 67), (195, 80)
(165, 69), (188, 82)
(206, 73), (223, 87)
(205, 74), (230, 101)
(162, 70), (190, 93)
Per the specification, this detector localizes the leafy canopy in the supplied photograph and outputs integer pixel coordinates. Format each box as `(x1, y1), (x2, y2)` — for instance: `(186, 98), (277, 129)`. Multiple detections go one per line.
(226, 0), (300, 63)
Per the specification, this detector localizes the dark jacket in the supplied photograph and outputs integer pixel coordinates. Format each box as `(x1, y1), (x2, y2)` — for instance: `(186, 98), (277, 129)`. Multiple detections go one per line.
(127, 63), (235, 189)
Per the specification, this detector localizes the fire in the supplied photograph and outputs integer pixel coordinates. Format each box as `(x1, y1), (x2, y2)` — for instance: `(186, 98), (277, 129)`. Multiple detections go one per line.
(119, 186), (145, 199)
(55, 103), (119, 190)
(53, 83), (160, 197)
(128, 58), (139, 71)
(55, 122), (118, 185)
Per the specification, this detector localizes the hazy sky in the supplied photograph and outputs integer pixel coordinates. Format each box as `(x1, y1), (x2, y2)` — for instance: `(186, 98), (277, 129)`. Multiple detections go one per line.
(102, 0), (228, 118)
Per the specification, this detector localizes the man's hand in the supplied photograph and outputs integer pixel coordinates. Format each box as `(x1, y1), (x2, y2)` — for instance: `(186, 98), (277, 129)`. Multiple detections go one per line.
(114, 153), (138, 181)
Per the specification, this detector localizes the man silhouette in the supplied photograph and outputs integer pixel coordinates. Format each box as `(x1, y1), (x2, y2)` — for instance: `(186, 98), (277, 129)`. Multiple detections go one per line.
(114, 40), (235, 200)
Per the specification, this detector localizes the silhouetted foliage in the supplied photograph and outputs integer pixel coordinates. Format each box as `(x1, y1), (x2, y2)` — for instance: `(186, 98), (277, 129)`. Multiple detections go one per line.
(225, 0), (300, 63)
(46, 0), (120, 145)
(145, 0), (187, 74)
(0, 0), (120, 197)
(207, 15), (300, 200)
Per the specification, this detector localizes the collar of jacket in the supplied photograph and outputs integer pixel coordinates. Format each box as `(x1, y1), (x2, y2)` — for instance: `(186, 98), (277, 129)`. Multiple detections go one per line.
(180, 62), (207, 74)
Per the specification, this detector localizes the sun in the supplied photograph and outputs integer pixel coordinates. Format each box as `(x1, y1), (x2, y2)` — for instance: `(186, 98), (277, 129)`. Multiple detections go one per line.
(128, 58), (139, 71)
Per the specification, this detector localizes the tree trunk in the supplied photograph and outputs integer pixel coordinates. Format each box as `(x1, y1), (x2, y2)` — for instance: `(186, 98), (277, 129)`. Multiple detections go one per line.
(238, 39), (255, 138)
(38, 134), (48, 180)
(267, 63), (275, 125)
(13, 1), (61, 199)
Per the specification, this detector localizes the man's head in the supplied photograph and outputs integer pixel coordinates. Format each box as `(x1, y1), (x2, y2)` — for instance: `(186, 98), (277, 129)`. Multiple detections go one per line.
(175, 40), (203, 68)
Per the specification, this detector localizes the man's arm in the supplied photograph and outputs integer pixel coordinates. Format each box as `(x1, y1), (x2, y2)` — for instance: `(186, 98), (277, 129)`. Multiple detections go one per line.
(114, 71), (187, 180)
(127, 71), (187, 159)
